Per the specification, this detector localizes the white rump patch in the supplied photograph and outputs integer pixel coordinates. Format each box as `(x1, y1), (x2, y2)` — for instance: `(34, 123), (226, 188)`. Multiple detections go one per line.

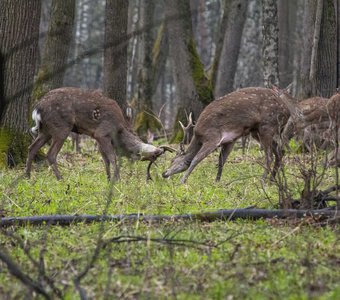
(31, 109), (41, 135)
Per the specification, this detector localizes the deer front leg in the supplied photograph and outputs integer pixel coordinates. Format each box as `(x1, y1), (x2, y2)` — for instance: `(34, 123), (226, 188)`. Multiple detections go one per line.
(180, 143), (217, 184)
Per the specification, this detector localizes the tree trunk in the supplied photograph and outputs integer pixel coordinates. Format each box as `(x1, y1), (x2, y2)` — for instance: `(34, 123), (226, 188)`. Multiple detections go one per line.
(211, 0), (232, 89)
(262, 0), (279, 87)
(103, 0), (129, 110)
(278, 0), (298, 88)
(32, 0), (76, 102)
(334, 0), (340, 89)
(0, 0), (41, 167)
(297, 0), (317, 98)
(316, 0), (337, 97)
(234, 0), (263, 89)
(214, 0), (248, 97)
(134, 0), (162, 138)
(164, 0), (213, 142)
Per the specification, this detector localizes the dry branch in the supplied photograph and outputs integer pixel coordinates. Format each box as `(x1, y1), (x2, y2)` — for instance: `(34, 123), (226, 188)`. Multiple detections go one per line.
(1, 208), (339, 227)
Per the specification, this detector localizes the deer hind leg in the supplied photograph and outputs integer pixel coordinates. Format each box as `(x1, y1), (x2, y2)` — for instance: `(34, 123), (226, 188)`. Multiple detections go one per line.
(215, 141), (235, 182)
(25, 133), (51, 178)
(47, 137), (68, 180)
(97, 144), (111, 180)
(253, 130), (278, 181)
(95, 136), (120, 181)
(180, 143), (217, 184)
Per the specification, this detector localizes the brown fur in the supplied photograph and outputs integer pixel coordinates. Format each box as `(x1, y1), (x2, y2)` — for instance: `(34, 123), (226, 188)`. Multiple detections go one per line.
(26, 87), (163, 180)
(163, 87), (290, 183)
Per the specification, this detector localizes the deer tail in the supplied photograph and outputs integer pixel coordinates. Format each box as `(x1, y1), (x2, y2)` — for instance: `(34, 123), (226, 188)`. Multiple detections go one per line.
(31, 108), (41, 136)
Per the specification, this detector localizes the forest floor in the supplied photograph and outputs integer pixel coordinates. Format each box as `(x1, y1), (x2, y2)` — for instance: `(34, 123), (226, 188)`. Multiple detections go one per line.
(0, 138), (339, 299)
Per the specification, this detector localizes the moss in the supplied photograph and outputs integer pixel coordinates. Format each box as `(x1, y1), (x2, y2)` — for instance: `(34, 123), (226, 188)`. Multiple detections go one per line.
(0, 129), (10, 168)
(152, 23), (165, 68)
(187, 38), (214, 105)
(0, 127), (31, 168)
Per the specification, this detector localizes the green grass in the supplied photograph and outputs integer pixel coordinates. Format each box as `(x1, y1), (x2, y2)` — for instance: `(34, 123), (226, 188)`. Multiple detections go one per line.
(0, 139), (339, 299)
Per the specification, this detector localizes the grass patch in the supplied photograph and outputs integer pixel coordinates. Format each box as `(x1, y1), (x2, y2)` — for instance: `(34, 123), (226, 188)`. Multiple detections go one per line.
(0, 139), (339, 299)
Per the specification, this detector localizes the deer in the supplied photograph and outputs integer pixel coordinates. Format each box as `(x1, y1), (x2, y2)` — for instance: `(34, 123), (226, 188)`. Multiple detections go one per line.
(271, 86), (330, 146)
(273, 87), (340, 166)
(322, 92), (340, 166)
(162, 87), (290, 183)
(25, 87), (174, 181)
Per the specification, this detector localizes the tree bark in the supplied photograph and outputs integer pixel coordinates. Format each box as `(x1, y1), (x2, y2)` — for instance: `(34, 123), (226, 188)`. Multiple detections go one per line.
(297, 0), (317, 98)
(262, 0), (279, 87)
(278, 0), (298, 88)
(103, 0), (129, 110)
(211, 0), (231, 88)
(234, 0), (263, 89)
(1, 208), (338, 227)
(0, 0), (41, 166)
(134, 0), (164, 138)
(214, 0), (248, 97)
(316, 0), (337, 97)
(334, 0), (340, 89)
(32, 0), (76, 102)
(164, 0), (213, 142)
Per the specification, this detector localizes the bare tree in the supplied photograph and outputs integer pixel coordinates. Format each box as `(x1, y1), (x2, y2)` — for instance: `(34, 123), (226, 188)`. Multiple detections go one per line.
(103, 0), (129, 110)
(32, 0), (76, 102)
(234, 0), (263, 88)
(164, 0), (213, 141)
(278, 0), (298, 88)
(214, 0), (249, 97)
(0, 0), (41, 166)
(134, 0), (163, 138)
(316, 0), (337, 97)
(262, 0), (279, 87)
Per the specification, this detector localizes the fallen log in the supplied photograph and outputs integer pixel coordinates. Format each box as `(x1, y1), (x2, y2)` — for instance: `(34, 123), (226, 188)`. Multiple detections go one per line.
(0, 208), (339, 227)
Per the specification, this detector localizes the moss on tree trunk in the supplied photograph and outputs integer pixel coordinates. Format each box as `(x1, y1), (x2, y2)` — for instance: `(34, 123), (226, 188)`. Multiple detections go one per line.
(0, 128), (31, 168)
(134, 110), (162, 141)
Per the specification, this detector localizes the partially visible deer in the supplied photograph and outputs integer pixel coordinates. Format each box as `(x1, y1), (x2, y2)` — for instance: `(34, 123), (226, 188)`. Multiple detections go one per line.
(162, 87), (290, 183)
(26, 87), (173, 180)
(324, 92), (340, 166)
(272, 87), (330, 146)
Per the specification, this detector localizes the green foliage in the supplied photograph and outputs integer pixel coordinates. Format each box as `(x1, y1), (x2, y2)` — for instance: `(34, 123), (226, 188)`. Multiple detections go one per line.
(0, 140), (339, 298)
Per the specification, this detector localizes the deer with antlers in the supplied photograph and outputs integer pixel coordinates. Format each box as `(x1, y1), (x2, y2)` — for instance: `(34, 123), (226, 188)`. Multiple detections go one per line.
(162, 87), (290, 183)
(26, 87), (174, 181)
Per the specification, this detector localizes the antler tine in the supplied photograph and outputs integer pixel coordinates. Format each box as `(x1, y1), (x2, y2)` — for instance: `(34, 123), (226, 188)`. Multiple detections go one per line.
(179, 112), (195, 153)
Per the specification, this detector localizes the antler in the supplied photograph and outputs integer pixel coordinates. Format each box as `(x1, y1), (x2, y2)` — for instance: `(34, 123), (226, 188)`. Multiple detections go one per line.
(146, 145), (177, 181)
(179, 112), (194, 153)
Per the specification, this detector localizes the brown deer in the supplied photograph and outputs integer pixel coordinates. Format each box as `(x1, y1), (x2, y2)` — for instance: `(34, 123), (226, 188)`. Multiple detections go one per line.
(272, 86), (330, 146)
(162, 87), (290, 183)
(324, 92), (340, 166)
(25, 87), (173, 180)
